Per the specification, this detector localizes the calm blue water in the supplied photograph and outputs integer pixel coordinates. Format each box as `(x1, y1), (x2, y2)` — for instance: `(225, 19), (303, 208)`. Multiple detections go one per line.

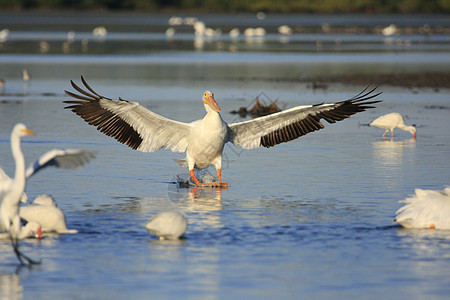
(0, 12), (449, 299)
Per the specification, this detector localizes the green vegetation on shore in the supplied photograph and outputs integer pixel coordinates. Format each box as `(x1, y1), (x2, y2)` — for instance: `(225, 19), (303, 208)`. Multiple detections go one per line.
(1, 0), (449, 13)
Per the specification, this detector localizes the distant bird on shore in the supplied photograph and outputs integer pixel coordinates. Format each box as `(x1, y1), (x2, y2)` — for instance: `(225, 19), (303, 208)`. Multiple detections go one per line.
(370, 112), (416, 139)
(395, 187), (450, 229)
(93, 26), (107, 38)
(165, 27), (175, 38)
(0, 28), (9, 43)
(244, 27), (266, 37)
(278, 25), (293, 35)
(145, 210), (188, 240)
(382, 24), (397, 36)
(229, 28), (240, 38)
(22, 69), (31, 82)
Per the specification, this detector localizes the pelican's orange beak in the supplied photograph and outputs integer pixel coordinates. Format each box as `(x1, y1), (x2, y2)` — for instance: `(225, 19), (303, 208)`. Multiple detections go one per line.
(204, 94), (221, 112)
(413, 132), (417, 139)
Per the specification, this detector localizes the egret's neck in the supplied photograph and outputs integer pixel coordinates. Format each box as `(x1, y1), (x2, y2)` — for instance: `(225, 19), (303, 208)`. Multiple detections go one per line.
(11, 132), (26, 197)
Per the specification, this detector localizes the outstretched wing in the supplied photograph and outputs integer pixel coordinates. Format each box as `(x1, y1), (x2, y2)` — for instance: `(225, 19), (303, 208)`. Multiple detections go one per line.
(64, 76), (192, 153)
(26, 149), (96, 178)
(228, 86), (381, 149)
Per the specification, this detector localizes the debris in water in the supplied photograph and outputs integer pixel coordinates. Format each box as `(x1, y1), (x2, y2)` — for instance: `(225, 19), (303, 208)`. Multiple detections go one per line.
(230, 91), (284, 118)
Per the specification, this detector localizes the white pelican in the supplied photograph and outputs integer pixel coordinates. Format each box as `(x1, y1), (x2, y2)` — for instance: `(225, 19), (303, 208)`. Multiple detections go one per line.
(64, 77), (381, 186)
(0, 123), (40, 264)
(370, 112), (416, 139)
(395, 187), (450, 229)
(145, 210), (188, 240)
(19, 194), (78, 234)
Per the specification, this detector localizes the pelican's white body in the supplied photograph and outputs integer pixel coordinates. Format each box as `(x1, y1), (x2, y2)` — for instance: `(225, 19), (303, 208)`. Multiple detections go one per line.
(186, 105), (228, 170)
(145, 210), (188, 240)
(395, 187), (450, 229)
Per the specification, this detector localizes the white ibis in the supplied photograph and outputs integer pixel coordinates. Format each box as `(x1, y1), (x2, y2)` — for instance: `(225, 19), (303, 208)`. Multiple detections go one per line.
(370, 112), (416, 139)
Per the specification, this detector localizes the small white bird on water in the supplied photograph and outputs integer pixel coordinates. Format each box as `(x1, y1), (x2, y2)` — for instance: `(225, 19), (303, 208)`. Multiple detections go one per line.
(19, 194), (78, 234)
(395, 187), (450, 229)
(370, 112), (416, 139)
(145, 210), (188, 240)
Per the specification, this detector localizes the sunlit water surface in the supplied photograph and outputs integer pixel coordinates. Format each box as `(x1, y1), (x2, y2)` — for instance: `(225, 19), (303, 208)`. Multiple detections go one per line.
(0, 12), (449, 299)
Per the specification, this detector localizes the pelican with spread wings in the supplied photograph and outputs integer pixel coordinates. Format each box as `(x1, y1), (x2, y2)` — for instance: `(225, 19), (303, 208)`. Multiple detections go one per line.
(64, 77), (381, 186)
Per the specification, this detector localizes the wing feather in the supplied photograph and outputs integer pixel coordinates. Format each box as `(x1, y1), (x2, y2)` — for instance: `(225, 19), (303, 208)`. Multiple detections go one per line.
(229, 86), (381, 149)
(25, 149), (95, 178)
(64, 76), (192, 153)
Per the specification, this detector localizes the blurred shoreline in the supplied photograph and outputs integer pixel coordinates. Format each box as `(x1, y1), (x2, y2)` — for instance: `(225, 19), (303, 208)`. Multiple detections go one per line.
(302, 72), (450, 88)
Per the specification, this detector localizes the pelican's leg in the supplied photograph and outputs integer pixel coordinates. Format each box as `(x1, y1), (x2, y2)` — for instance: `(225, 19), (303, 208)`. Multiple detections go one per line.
(189, 169), (203, 186)
(382, 130), (388, 138)
(217, 169), (228, 186)
(11, 237), (41, 265)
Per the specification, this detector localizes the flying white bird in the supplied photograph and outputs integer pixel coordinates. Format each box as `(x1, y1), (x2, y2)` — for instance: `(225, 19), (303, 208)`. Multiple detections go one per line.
(145, 210), (188, 240)
(0, 123), (40, 264)
(19, 194), (78, 234)
(370, 112), (416, 139)
(395, 187), (450, 229)
(64, 77), (381, 186)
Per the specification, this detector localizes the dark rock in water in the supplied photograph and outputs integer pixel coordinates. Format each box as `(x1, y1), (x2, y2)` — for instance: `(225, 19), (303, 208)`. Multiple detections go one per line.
(231, 92), (284, 118)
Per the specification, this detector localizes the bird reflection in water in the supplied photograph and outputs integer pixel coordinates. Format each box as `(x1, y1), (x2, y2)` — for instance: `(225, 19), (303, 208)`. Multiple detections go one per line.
(168, 170), (224, 211)
(0, 272), (23, 299)
(372, 138), (416, 166)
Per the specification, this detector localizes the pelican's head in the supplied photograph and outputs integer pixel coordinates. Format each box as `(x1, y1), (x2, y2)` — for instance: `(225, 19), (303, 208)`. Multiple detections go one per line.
(14, 123), (35, 137)
(202, 90), (220, 113)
